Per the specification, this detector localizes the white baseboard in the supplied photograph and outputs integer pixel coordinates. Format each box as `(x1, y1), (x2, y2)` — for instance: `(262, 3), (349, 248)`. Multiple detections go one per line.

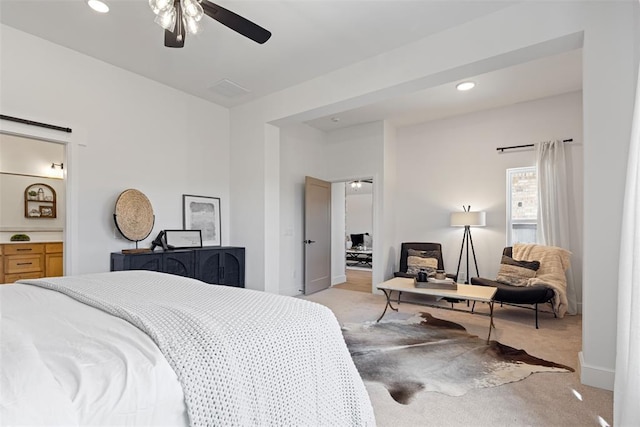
(332, 275), (347, 286)
(578, 351), (615, 391)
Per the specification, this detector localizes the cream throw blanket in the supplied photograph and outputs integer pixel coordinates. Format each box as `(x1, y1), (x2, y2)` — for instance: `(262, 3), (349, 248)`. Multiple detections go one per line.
(512, 243), (572, 318)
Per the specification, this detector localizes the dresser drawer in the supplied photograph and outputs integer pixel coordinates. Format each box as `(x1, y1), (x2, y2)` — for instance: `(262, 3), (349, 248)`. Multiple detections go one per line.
(4, 243), (45, 256)
(4, 272), (43, 283)
(46, 242), (63, 254)
(5, 254), (44, 274)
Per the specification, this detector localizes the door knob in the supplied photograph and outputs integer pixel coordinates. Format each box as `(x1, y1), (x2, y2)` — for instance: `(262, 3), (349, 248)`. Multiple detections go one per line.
(304, 240), (316, 244)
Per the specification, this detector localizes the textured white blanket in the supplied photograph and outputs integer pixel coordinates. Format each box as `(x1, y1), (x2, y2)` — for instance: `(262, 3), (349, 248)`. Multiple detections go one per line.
(512, 243), (571, 318)
(19, 271), (375, 427)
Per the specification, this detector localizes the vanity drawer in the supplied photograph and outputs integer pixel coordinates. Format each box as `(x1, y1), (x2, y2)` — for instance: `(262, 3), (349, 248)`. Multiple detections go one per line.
(46, 242), (63, 254)
(4, 272), (43, 283)
(5, 254), (44, 274)
(4, 243), (44, 256)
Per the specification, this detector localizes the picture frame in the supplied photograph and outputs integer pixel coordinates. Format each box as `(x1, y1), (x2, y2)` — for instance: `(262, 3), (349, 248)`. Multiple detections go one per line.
(164, 229), (203, 249)
(39, 206), (54, 218)
(182, 195), (221, 247)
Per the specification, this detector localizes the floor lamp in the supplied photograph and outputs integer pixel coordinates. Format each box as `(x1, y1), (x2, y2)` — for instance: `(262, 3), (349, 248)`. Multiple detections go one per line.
(451, 207), (486, 284)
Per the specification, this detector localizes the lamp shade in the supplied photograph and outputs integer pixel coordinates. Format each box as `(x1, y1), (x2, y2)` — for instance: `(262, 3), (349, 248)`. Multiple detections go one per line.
(450, 211), (486, 227)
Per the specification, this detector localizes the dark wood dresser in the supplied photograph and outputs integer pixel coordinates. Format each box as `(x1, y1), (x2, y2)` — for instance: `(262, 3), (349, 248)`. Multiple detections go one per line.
(110, 246), (245, 288)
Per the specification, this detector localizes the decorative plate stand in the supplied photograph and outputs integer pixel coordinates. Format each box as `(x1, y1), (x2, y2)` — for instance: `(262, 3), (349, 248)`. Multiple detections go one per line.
(24, 183), (57, 218)
(113, 189), (155, 252)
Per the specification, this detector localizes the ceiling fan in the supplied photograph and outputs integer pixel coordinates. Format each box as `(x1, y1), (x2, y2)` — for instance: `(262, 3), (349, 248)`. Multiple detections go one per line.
(149, 0), (271, 48)
(349, 179), (373, 189)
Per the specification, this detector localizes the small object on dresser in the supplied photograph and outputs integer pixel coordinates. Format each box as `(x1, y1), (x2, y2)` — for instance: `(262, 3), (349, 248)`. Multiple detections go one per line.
(10, 234), (30, 242)
(417, 269), (428, 282)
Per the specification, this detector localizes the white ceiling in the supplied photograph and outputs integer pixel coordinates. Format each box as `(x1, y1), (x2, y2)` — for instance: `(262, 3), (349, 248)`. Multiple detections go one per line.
(0, 0), (582, 131)
(306, 48), (583, 131)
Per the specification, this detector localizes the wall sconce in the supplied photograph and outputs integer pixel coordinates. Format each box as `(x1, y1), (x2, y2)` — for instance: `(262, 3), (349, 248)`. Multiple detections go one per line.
(51, 163), (64, 170)
(350, 181), (362, 189)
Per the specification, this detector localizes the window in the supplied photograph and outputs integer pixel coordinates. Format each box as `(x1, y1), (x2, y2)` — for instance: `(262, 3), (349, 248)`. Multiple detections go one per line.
(507, 167), (538, 245)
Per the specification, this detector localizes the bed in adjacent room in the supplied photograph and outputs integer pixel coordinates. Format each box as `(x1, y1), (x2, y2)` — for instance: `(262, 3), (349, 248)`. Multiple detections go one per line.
(0, 270), (375, 426)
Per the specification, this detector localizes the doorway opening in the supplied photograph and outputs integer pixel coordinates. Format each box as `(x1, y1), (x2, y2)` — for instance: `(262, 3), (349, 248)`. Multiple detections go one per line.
(0, 133), (66, 281)
(334, 178), (373, 293)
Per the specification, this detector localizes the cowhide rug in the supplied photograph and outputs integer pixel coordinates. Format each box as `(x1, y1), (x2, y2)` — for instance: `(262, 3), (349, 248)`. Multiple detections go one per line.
(342, 312), (574, 404)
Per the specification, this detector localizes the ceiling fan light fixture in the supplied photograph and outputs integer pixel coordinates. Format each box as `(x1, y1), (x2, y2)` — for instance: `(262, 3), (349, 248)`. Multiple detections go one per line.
(87, 0), (109, 13)
(182, 0), (204, 21)
(184, 15), (199, 34)
(154, 8), (177, 31)
(149, 0), (173, 15)
(149, 0), (271, 47)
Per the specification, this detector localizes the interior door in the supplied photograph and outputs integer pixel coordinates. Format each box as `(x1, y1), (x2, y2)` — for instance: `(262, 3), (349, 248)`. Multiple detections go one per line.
(304, 176), (331, 295)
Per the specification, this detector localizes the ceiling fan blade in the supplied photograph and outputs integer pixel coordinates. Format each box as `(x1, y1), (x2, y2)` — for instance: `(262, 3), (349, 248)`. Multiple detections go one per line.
(164, 0), (185, 48)
(201, 0), (271, 44)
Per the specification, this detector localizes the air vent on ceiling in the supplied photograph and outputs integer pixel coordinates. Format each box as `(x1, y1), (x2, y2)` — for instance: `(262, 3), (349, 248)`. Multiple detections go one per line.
(208, 79), (251, 98)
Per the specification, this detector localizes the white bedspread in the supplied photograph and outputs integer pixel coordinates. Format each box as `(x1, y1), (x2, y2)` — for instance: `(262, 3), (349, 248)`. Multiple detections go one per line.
(3, 271), (375, 426)
(1, 280), (188, 426)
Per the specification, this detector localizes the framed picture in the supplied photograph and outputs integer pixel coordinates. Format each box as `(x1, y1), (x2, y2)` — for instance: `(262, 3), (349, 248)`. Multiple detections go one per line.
(39, 206), (54, 218)
(182, 195), (221, 246)
(164, 229), (202, 249)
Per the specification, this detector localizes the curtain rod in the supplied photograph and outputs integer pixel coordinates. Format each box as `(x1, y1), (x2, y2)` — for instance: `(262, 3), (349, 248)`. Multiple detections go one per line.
(0, 114), (72, 133)
(496, 138), (573, 153)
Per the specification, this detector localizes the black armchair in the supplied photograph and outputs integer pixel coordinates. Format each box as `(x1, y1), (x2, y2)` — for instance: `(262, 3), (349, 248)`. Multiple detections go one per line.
(394, 242), (454, 280)
(471, 247), (555, 328)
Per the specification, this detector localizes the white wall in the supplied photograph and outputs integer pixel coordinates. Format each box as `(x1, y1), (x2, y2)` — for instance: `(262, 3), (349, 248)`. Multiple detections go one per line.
(325, 122), (386, 287)
(579, 1), (637, 390)
(277, 121), (386, 293)
(331, 182), (346, 286)
(278, 123), (327, 294)
(0, 133), (64, 178)
(0, 25), (230, 274)
(395, 91), (583, 300)
(230, 1), (638, 391)
(0, 175), (65, 241)
(346, 192), (373, 236)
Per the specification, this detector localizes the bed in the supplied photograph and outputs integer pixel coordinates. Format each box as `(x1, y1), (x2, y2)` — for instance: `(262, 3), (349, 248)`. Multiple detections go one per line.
(0, 270), (375, 426)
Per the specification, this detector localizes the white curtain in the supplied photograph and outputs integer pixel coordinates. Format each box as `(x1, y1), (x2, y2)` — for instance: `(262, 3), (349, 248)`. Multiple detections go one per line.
(536, 139), (578, 315)
(614, 42), (640, 426)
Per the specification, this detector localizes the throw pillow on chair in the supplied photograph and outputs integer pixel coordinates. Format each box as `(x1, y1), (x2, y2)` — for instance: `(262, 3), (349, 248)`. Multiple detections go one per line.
(406, 256), (438, 276)
(496, 256), (540, 287)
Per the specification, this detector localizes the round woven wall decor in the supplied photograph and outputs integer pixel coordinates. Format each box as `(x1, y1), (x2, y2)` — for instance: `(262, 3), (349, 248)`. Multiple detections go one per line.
(114, 189), (154, 242)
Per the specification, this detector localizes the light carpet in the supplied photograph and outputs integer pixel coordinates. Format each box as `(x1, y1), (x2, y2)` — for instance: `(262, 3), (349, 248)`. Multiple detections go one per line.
(342, 312), (573, 404)
(302, 287), (614, 426)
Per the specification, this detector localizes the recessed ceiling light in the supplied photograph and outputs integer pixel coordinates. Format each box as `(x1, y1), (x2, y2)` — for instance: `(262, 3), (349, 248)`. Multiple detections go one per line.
(456, 81), (476, 91)
(87, 0), (109, 13)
